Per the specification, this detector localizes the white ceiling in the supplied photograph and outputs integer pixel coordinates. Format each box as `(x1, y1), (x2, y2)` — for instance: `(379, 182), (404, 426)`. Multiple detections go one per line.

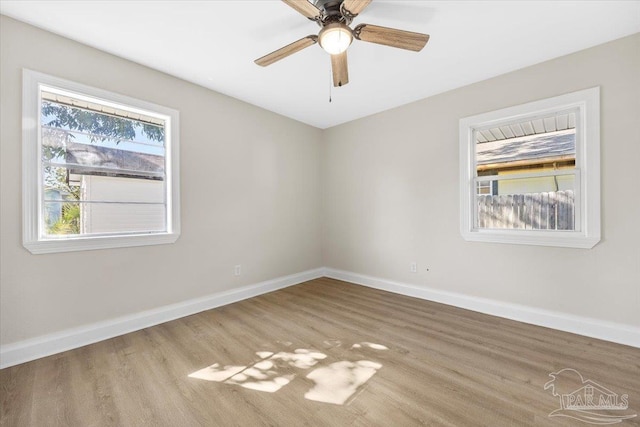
(2, 1), (639, 129)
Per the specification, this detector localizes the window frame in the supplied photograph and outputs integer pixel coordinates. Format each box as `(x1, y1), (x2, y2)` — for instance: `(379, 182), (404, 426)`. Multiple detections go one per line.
(459, 87), (600, 248)
(22, 69), (180, 254)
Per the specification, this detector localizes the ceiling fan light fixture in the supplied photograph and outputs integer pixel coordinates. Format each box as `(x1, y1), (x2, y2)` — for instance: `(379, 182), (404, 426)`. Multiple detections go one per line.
(318, 23), (353, 55)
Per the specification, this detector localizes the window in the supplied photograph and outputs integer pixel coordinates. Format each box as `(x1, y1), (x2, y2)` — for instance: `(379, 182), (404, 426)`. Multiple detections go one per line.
(22, 70), (180, 254)
(476, 180), (494, 196)
(459, 88), (600, 248)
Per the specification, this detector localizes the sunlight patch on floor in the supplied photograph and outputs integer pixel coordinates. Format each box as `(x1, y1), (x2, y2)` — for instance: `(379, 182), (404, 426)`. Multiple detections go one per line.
(188, 341), (388, 405)
(226, 370), (294, 393)
(256, 351), (274, 359)
(188, 363), (247, 382)
(305, 360), (382, 405)
(351, 342), (389, 350)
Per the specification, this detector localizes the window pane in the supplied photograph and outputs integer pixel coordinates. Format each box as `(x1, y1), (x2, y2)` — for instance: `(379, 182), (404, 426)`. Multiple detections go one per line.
(476, 175), (575, 230)
(43, 201), (166, 236)
(476, 181), (493, 196)
(476, 112), (576, 176)
(40, 91), (168, 239)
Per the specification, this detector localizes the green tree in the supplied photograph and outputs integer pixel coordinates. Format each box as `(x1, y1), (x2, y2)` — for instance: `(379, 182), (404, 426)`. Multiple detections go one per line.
(48, 203), (80, 235)
(42, 101), (165, 143)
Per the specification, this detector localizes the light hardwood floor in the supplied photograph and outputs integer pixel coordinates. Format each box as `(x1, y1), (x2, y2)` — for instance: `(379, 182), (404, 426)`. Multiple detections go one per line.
(1, 277), (639, 426)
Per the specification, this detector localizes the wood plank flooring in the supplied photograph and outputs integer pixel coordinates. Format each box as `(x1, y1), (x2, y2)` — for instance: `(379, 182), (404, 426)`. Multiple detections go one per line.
(1, 277), (639, 426)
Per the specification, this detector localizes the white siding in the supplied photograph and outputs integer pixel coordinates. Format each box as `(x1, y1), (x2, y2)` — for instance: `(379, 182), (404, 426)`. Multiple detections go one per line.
(81, 175), (165, 233)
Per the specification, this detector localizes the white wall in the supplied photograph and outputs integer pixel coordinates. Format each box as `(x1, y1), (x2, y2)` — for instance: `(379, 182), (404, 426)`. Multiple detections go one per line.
(322, 33), (640, 328)
(0, 16), (322, 346)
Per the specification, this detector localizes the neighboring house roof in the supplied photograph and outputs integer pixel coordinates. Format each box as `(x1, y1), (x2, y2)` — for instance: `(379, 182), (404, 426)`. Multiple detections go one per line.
(65, 142), (164, 180)
(476, 129), (575, 166)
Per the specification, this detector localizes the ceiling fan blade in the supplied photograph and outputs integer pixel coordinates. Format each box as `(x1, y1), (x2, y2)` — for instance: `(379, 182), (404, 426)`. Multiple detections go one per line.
(331, 51), (349, 87)
(255, 36), (318, 67)
(341, 0), (372, 17)
(354, 24), (429, 52)
(282, 0), (322, 19)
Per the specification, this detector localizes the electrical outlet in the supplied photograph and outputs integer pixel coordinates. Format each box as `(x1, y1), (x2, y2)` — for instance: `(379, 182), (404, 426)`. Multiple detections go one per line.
(234, 265), (242, 276)
(410, 262), (417, 273)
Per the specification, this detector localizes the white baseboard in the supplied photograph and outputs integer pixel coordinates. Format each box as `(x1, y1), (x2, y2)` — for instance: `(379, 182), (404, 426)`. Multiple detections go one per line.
(3, 266), (637, 369)
(0, 268), (324, 369)
(324, 268), (640, 349)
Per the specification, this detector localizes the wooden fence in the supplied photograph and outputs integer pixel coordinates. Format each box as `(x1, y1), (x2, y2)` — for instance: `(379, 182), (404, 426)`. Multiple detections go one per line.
(477, 190), (574, 230)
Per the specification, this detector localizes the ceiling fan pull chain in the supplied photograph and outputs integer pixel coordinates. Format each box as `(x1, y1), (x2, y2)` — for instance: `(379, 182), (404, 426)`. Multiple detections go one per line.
(329, 66), (333, 103)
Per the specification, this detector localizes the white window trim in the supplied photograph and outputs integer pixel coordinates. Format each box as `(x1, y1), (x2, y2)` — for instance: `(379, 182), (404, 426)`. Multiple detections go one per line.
(459, 87), (600, 249)
(22, 69), (180, 254)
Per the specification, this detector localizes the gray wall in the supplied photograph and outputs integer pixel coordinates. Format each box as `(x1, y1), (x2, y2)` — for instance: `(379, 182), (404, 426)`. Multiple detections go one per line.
(322, 33), (640, 327)
(0, 16), (323, 346)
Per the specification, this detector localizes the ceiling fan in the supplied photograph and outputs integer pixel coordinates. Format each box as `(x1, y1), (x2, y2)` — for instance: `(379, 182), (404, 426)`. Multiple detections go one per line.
(255, 0), (430, 87)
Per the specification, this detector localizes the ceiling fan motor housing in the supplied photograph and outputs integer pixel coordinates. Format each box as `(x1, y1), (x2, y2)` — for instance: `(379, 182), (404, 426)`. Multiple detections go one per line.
(312, 0), (354, 26)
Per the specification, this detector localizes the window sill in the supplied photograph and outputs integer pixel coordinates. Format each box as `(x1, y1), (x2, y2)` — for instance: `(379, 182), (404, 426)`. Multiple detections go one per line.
(23, 232), (180, 254)
(460, 229), (600, 249)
